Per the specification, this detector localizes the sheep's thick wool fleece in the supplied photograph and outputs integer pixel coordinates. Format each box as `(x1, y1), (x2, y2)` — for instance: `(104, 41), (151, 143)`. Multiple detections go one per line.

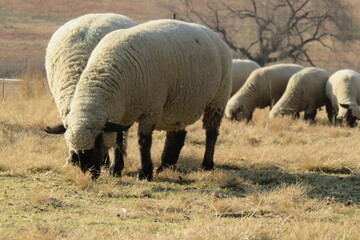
(45, 13), (137, 121)
(269, 67), (330, 118)
(65, 19), (232, 151)
(326, 69), (360, 118)
(231, 59), (260, 95)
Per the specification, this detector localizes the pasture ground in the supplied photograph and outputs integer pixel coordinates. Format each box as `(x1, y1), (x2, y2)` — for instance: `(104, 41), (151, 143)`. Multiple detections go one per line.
(1, 75), (360, 239)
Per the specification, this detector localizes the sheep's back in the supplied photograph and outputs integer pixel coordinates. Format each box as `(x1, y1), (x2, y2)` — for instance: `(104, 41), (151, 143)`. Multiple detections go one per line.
(296, 68), (329, 108)
(231, 59), (260, 95)
(244, 64), (304, 108)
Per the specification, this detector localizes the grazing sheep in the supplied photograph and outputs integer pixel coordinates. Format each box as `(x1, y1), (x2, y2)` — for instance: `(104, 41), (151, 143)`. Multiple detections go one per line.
(48, 19), (232, 180)
(269, 67), (331, 122)
(44, 13), (137, 174)
(325, 69), (360, 127)
(225, 64), (304, 122)
(231, 59), (260, 96)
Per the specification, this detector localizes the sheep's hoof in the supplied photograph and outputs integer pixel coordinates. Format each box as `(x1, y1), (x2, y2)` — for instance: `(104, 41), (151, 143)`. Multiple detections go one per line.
(90, 170), (100, 180)
(156, 164), (176, 174)
(137, 170), (153, 181)
(109, 167), (122, 178)
(200, 164), (214, 171)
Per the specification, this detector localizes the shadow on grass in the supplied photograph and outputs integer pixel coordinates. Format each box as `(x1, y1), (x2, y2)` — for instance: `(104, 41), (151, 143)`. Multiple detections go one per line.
(217, 163), (360, 204)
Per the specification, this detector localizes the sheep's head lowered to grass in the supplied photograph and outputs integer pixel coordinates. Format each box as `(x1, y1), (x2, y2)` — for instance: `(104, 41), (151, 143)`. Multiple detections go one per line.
(326, 69), (360, 128)
(269, 107), (294, 119)
(45, 122), (130, 179)
(225, 103), (252, 123)
(338, 103), (360, 127)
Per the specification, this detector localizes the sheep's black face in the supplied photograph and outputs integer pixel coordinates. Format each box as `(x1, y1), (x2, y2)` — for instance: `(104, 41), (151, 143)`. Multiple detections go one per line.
(340, 103), (357, 127)
(76, 134), (105, 179)
(44, 122), (131, 180)
(345, 108), (357, 127)
(228, 106), (252, 123)
(229, 107), (244, 121)
(68, 151), (79, 165)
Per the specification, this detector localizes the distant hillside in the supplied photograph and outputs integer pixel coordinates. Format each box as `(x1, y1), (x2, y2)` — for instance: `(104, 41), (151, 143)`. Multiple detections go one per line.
(0, 0), (359, 77)
(0, 0), (175, 77)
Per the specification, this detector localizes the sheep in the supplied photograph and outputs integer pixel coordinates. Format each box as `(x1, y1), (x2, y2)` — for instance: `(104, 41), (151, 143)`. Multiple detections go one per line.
(269, 67), (332, 123)
(231, 59), (260, 96)
(225, 63), (304, 122)
(325, 69), (360, 127)
(44, 13), (137, 174)
(46, 19), (233, 180)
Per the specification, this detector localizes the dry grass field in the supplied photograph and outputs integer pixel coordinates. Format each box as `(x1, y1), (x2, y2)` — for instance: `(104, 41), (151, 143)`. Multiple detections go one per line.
(1, 1), (360, 239)
(1, 73), (360, 240)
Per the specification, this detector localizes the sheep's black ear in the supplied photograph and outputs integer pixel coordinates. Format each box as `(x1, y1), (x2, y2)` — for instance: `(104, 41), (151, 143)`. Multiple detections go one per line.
(44, 124), (66, 134)
(104, 122), (131, 132)
(340, 103), (350, 109)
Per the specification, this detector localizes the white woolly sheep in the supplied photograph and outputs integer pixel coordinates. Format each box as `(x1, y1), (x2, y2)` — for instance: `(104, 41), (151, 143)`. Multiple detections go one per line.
(44, 13), (137, 174)
(269, 67), (331, 122)
(325, 69), (360, 127)
(49, 19), (232, 180)
(225, 63), (304, 122)
(231, 59), (260, 96)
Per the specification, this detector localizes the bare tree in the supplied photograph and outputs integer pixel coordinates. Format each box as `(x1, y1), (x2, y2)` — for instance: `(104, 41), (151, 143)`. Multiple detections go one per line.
(164, 0), (358, 66)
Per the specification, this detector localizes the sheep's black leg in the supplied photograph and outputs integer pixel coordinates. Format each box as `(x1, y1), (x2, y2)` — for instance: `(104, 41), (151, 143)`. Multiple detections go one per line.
(325, 101), (334, 124)
(201, 127), (218, 170)
(201, 106), (223, 170)
(304, 110), (317, 123)
(156, 129), (187, 173)
(292, 112), (300, 119)
(103, 153), (110, 168)
(109, 131), (126, 177)
(347, 117), (357, 127)
(137, 132), (153, 181)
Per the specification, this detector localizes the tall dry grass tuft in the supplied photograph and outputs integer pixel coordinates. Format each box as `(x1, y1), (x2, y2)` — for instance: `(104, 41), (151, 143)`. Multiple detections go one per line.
(62, 165), (94, 190)
(19, 68), (48, 99)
